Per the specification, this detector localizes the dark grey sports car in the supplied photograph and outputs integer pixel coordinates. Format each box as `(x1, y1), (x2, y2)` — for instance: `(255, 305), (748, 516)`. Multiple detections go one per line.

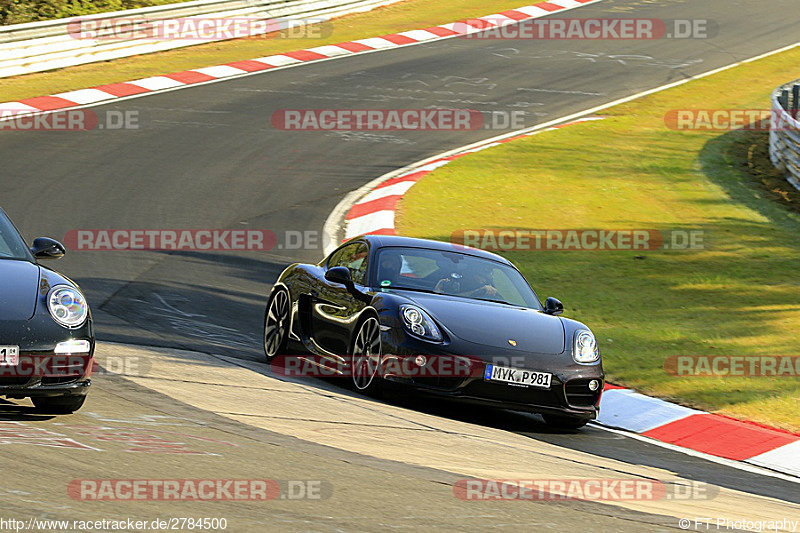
(264, 235), (603, 428)
(0, 208), (93, 413)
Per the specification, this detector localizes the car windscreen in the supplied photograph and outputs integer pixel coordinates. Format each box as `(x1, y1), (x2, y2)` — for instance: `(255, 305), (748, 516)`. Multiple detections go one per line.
(0, 210), (33, 261)
(372, 246), (541, 309)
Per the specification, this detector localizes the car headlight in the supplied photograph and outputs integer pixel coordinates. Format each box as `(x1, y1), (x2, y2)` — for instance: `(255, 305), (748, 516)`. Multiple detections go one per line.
(48, 286), (89, 328)
(400, 304), (442, 342)
(573, 330), (599, 363)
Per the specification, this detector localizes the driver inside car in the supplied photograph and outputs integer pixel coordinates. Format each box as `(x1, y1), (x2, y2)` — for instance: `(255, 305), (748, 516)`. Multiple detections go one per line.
(435, 263), (500, 299)
(378, 253), (403, 286)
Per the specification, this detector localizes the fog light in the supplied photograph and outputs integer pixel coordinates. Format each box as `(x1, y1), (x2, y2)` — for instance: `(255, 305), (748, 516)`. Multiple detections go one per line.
(54, 339), (91, 355)
(414, 355), (427, 367)
(588, 379), (600, 392)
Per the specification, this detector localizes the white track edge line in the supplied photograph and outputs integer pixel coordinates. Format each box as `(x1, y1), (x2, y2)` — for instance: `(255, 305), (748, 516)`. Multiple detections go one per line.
(322, 39), (800, 254)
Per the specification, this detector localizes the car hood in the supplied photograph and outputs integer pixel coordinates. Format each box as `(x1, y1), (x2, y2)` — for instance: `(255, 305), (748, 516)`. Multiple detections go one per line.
(0, 260), (40, 321)
(400, 291), (565, 354)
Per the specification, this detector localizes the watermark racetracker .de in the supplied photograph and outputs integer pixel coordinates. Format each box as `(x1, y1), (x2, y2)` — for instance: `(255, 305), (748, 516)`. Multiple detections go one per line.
(665, 355), (800, 377)
(64, 229), (325, 252)
(270, 109), (527, 131)
(454, 478), (717, 501)
(449, 229), (706, 251)
(68, 479), (333, 501)
(0, 110), (141, 131)
(664, 109), (800, 131)
(0, 354), (152, 379)
(455, 18), (718, 40)
(66, 17), (332, 40)
(271, 353), (486, 380)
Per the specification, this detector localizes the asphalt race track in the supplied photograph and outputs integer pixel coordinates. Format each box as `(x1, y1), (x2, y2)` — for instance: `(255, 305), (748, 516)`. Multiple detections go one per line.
(0, 342), (795, 531)
(2, 0), (800, 530)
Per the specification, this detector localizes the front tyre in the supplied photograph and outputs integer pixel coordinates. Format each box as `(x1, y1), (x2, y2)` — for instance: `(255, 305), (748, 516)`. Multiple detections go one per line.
(264, 287), (290, 362)
(350, 315), (382, 396)
(543, 414), (589, 429)
(32, 395), (86, 414)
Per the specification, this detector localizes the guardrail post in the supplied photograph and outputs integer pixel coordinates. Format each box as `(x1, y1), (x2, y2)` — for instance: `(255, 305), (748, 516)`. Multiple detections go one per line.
(779, 89), (789, 110)
(771, 80), (800, 192)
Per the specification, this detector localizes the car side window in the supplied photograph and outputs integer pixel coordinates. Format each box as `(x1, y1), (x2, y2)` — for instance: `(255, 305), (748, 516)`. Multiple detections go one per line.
(329, 242), (369, 285)
(0, 236), (12, 257)
(327, 248), (344, 269)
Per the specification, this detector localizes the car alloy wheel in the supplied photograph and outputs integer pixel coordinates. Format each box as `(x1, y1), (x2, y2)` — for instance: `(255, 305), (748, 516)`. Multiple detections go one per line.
(351, 316), (382, 393)
(264, 288), (290, 361)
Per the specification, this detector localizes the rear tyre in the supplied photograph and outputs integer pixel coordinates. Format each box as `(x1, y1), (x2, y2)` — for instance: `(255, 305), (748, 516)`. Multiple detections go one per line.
(264, 288), (290, 362)
(32, 395), (86, 414)
(543, 414), (589, 429)
(350, 315), (382, 397)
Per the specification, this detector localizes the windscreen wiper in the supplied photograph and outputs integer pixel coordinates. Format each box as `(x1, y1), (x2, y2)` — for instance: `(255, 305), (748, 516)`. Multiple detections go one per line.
(474, 297), (515, 306)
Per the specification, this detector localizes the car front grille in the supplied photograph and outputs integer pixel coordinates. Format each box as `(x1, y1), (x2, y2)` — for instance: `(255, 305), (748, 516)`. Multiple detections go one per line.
(41, 376), (82, 385)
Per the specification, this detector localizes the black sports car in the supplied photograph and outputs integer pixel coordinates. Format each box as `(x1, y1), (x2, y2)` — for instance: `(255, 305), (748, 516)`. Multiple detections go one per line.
(0, 208), (93, 413)
(264, 235), (603, 428)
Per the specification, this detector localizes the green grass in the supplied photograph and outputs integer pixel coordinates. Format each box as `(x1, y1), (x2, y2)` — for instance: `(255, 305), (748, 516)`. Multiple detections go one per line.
(1, 0), (534, 102)
(398, 47), (800, 432)
(1, 0), (193, 26)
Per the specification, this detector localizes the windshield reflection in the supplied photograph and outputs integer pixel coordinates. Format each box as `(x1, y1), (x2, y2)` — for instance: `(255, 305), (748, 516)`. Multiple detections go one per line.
(373, 247), (541, 309)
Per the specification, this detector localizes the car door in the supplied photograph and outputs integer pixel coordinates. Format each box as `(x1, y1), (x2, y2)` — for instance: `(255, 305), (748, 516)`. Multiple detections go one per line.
(309, 241), (370, 358)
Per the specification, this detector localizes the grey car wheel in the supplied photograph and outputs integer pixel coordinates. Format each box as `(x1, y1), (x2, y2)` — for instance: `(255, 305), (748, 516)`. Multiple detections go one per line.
(264, 288), (290, 361)
(351, 316), (382, 394)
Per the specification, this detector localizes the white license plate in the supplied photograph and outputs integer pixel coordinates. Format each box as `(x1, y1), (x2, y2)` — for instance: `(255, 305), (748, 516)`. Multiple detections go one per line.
(0, 346), (19, 366)
(484, 364), (551, 389)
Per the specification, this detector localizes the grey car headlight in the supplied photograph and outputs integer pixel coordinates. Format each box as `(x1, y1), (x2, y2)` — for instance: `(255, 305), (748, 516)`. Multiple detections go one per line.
(400, 304), (442, 342)
(48, 286), (89, 328)
(573, 330), (600, 363)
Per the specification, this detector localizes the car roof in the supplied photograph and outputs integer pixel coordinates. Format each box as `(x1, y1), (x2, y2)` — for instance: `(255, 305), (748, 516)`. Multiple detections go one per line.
(357, 234), (513, 266)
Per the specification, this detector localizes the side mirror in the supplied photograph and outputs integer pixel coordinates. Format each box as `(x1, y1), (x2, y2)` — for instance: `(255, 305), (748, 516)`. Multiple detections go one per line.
(544, 297), (563, 316)
(30, 237), (66, 260)
(325, 266), (353, 288)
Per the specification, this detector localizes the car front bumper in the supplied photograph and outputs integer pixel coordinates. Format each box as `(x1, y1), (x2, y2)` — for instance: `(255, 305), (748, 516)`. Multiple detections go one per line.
(0, 378), (91, 399)
(380, 327), (604, 421)
(0, 352), (94, 400)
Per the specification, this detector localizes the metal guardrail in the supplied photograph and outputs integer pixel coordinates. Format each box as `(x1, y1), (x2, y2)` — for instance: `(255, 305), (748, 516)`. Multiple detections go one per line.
(0, 0), (401, 79)
(769, 79), (800, 192)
